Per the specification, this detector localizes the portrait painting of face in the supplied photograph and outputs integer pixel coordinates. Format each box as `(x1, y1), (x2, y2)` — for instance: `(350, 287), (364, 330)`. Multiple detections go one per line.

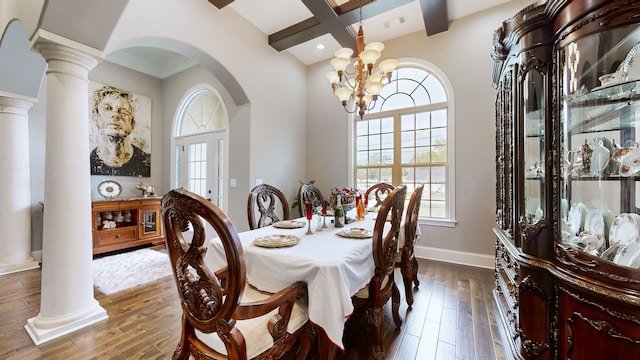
(89, 82), (152, 177)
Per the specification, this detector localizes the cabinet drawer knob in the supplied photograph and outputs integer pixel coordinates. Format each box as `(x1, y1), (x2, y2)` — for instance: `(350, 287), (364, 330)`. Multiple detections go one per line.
(115, 234), (121, 238)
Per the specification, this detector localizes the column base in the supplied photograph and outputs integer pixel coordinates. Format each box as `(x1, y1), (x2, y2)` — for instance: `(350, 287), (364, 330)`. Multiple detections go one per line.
(0, 259), (40, 275)
(24, 303), (108, 345)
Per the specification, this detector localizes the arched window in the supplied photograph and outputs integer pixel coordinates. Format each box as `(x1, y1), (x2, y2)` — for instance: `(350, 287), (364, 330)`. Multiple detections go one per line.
(355, 62), (456, 225)
(173, 86), (228, 209)
(177, 89), (226, 136)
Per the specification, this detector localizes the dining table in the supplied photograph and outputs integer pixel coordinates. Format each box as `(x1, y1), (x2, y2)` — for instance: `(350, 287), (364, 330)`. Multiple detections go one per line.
(204, 210), (381, 359)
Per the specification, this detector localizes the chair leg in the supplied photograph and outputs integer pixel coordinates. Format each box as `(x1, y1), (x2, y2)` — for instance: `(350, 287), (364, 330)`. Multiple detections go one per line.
(366, 306), (385, 360)
(297, 323), (316, 360)
(173, 315), (192, 360)
(400, 248), (415, 308)
(411, 256), (420, 288)
(401, 261), (414, 308)
(391, 283), (402, 329)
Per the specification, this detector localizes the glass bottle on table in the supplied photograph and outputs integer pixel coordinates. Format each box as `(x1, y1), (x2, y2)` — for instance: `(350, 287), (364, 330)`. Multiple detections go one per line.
(335, 194), (345, 228)
(356, 194), (365, 220)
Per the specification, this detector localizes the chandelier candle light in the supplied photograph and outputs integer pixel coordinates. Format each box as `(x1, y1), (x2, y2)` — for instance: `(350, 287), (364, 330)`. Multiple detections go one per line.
(325, 5), (399, 118)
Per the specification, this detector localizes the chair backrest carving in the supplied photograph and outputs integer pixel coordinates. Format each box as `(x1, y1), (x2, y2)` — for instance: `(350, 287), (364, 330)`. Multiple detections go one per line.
(365, 183), (395, 208)
(371, 184), (407, 295)
(162, 188), (245, 335)
(247, 183), (290, 230)
(297, 183), (324, 217)
(404, 184), (424, 249)
(162, 188), (312, 359)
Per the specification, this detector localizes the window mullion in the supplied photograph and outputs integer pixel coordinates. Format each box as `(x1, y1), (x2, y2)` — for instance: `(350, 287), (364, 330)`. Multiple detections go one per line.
(392, 112), (402, 186)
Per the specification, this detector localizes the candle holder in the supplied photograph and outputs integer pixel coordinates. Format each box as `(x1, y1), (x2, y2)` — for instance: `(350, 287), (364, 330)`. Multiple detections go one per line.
(305, 201), (313, 235)
(315, 206), (323, 231)
(322, 200), (328, 228)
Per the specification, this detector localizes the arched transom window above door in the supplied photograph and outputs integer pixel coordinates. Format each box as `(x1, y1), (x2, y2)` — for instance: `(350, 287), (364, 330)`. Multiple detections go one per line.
(178, 88), (227, 135)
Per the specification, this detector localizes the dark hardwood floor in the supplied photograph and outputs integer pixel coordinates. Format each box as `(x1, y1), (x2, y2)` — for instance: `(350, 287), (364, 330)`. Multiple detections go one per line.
(0, 254), (510, 360)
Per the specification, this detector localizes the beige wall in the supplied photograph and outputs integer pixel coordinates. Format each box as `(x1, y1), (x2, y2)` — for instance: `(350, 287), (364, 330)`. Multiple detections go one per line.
(306, 0), (534, 260)
(23, 0), (536, 262)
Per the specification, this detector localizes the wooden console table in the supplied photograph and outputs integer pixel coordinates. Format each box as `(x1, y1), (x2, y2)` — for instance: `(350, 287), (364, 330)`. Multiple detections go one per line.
(91, 197), (164, 255)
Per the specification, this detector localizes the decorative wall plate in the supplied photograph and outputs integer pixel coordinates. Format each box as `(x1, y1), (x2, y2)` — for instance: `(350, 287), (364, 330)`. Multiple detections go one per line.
(98, 180), (122, 199)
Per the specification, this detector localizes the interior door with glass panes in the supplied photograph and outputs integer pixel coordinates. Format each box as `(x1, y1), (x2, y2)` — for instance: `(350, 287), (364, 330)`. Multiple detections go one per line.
(175, 131), (225, 206)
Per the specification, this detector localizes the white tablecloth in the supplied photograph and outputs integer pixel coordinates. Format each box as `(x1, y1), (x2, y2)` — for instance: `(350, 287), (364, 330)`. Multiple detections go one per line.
(204, 213), (378, 349)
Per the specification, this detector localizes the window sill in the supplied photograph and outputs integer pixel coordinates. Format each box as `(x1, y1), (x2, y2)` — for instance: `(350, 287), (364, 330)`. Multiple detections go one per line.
(419, 218), (457, 228)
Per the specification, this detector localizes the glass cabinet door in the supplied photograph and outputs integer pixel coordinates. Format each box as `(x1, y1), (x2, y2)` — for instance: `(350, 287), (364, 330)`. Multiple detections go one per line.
(139, 207), (162, 239)
(559, 24), (640, 268)
(523, 70), (546, 224)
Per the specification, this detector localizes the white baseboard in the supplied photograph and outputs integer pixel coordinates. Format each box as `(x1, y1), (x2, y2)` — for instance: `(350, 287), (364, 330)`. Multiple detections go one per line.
(414, 245), (495, 269)
(32, 250), (43, 263)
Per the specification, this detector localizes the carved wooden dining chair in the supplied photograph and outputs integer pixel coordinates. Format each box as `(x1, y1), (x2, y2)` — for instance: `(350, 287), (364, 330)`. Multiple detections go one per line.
(365, 183), (395, 208)
(352, 184), (407, 360)
(396, 184), (424, 308)
(247, 183), (290, 230)
(297, 182), (324, 217)
(162, 188), (314, 360)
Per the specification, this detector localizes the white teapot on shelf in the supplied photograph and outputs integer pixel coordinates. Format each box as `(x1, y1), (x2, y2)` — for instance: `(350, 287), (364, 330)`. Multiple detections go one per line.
(564, 140), (593, 177)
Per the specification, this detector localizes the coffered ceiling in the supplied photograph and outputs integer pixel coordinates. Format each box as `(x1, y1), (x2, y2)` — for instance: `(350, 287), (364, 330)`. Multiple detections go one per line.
(106, 0), (514, 78)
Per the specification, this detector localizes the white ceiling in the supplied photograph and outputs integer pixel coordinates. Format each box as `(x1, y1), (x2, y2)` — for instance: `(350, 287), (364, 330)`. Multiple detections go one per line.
(106, 0), (514, 79)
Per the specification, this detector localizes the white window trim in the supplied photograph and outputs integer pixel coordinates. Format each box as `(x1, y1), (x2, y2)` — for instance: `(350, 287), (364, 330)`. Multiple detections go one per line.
(171, 84), (230, 212)
(350, 57), (457, 227)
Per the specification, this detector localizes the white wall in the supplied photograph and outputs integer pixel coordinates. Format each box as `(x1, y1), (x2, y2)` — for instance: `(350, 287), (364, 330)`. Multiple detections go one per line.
(107, 0), (308, 229)
(306, 0), (534, 258)
(23, 0), (535, 258)
(88, 61), (164, 199)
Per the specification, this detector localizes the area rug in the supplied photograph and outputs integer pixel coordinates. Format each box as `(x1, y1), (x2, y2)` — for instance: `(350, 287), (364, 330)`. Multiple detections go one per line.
(93, 248), (173, 295)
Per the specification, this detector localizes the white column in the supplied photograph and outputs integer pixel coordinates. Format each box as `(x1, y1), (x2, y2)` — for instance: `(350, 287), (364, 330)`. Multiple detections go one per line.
(25, 32), (108, 345)
(0, 93), (39, 275)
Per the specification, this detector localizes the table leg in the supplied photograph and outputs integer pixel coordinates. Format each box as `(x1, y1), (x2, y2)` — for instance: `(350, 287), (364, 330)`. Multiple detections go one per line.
(317, 326), (338, 360)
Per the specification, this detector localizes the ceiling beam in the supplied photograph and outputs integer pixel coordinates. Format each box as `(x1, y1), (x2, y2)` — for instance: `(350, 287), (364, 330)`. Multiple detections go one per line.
(208, 0), (234, 9)
(420, 0), (448, 36)
(268, 0), (412, 52)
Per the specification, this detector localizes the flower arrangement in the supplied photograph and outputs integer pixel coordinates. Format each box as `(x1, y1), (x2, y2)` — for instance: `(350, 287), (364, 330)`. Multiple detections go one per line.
(330, 187), (360, 211)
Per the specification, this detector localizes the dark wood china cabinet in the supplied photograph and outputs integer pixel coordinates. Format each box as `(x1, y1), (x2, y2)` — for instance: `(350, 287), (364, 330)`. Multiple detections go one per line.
(493, 1), (640, 358)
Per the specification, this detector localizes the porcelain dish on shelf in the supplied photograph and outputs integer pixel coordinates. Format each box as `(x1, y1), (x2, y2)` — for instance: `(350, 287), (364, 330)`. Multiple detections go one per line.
(272, 220), (306, 229)
(589, 138), (614, 176)
(584, 210), (605, 237)
(253, 234), (301, 248)
(336, 228), (373, 239)
(568, 202), (588, 235)
(608, 213), (640, 246)
(612, 238), (640, 268)
(621, 42), (640, 82)
(618, 144), (640, 176)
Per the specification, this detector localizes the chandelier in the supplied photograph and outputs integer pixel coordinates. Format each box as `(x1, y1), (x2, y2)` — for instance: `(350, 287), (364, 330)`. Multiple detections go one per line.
(325, 4), (398, 119)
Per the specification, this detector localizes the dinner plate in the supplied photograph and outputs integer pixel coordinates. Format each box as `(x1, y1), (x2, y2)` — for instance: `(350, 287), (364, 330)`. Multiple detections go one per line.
(336, 227), (373, 239)
(608, 213), (640, 246)
(622, 42), (640, 81)
(254, 234), (301, 248)
(272, 220), (306, 229)
(568, 202), (588, 235)
(584, 210), (605, 237)
(612, 238), (640, 268)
